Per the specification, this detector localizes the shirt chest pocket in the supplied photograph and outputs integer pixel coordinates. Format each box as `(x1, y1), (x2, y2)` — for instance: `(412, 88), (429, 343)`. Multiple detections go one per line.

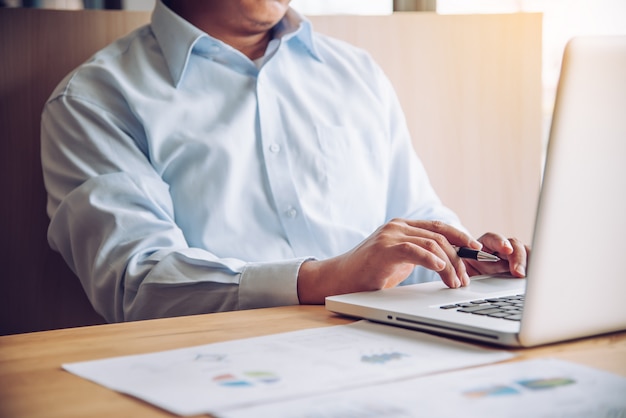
(314, 125), (389, 225)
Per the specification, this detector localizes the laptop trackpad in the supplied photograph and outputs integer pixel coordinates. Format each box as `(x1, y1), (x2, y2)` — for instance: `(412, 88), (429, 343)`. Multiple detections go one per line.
(466, 275), (525, 294)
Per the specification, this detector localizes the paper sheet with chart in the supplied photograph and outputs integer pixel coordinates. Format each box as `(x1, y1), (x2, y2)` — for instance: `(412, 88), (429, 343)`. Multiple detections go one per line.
(63, 320), (514, 416)
(222, 358), (626, 418)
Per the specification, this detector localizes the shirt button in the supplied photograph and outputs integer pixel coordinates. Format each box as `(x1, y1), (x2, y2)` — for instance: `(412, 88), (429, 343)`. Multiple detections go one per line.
(285, 207), (297, 218)
(210, 44), (221, 53)
(269, 143), (280, 153)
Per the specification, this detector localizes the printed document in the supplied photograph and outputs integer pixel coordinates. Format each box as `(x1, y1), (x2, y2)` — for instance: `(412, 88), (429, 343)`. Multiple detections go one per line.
(222, 358), (626, 418)
(63, 320), (514, 416)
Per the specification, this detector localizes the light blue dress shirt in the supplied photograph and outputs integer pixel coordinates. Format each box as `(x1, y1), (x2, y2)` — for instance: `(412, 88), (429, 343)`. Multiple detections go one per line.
(41, 0), (463, 322)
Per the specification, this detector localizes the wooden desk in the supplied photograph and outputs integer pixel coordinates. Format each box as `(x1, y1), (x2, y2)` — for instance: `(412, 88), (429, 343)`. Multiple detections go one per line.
(1, 306), (625, 418)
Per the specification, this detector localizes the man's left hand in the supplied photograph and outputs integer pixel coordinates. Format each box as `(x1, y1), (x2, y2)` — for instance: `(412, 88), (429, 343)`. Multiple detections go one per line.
(463, 232), (529, 278)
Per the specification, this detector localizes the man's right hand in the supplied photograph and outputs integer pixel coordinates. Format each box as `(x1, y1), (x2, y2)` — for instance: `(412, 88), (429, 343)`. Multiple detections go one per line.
(296, 218), (482, 304)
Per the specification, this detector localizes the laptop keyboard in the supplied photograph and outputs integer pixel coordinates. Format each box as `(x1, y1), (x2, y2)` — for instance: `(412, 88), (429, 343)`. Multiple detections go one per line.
(440, 294), (525, 321)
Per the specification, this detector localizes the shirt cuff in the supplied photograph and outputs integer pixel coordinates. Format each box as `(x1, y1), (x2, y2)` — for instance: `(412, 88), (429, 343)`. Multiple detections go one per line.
(238, 257), (313, 309)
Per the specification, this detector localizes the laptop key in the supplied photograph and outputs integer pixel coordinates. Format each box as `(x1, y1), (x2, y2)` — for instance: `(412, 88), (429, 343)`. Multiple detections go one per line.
(439, 294), (525, 322)
(457, 305), (494, 313)
(472, 308), (506, 316)
(488, 311), (512, 318)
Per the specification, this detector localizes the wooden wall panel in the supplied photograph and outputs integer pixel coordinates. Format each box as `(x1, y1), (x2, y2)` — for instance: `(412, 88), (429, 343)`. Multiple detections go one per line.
(310, 13), (543, 242)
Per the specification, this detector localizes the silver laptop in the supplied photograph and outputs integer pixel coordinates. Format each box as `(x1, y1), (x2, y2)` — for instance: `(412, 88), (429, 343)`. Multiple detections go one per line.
(326, 35), (626, 348)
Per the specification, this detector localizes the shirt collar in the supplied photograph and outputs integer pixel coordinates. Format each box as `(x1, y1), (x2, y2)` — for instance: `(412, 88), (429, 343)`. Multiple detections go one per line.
(274, 8), (322, 61)
(151, 0), (322, 88)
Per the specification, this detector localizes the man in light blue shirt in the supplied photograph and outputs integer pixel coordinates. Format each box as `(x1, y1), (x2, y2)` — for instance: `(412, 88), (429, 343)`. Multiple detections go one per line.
(41, 0), (528, 323)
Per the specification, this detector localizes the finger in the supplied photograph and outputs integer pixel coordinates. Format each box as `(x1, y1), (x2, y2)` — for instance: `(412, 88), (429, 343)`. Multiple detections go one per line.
(391, 240), (447, 274)
(405, 219), (481, 250)
(391, 237), (459, 288)
(402, 221), (472, 287)
(478, 232), (514, 256)
(384, 219), (472, 287)
(440, 239), (471, 286)
(506, 238), (528, 277)
(464, 257), (510, 276)
(413, 237), (467, 288)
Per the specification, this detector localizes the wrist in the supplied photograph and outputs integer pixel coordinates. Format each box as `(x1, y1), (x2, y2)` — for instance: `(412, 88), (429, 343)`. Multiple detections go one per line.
(297, 259), (327, 305)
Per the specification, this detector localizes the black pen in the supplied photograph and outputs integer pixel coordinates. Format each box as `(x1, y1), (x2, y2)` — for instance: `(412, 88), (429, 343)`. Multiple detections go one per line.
(455, 246), (500, 262)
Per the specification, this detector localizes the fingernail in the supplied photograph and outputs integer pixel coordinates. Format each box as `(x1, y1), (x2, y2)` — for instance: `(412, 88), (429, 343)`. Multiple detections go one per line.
(516, 265), (526, 276)
(453, 278), (461, 288)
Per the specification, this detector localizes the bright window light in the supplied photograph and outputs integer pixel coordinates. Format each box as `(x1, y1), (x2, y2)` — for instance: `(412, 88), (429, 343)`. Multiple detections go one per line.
(290, 0), (393, 15)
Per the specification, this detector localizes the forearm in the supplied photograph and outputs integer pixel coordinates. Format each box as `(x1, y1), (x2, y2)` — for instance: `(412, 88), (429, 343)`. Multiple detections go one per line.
(47, 173), (303, 322)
